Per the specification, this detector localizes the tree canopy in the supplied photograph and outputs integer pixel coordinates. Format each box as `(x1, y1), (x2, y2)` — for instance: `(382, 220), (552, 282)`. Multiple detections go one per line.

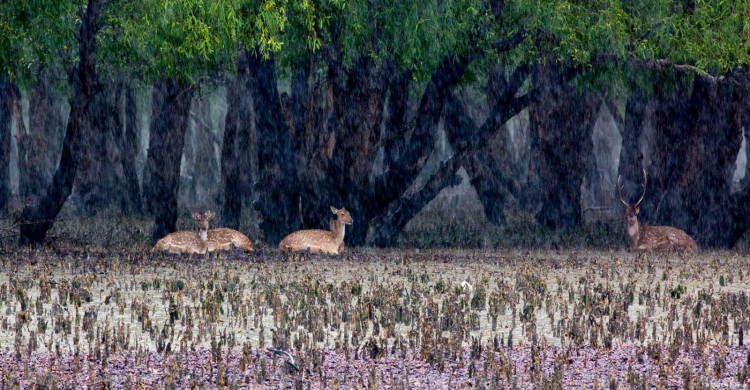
(3, 0), (750, 247)
(3, 0), (748, 86)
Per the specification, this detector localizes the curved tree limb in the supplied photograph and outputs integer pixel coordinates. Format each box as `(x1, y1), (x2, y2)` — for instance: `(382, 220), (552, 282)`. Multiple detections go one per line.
(368, 88), (530, 246)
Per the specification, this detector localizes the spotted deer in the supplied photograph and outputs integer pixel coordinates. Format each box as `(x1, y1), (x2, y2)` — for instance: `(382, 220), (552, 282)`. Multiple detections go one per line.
(202, 211), (254, 252)
(278, 206), (353, 254)
(618, 169), (698, 252)
(151, 212), (211, 254)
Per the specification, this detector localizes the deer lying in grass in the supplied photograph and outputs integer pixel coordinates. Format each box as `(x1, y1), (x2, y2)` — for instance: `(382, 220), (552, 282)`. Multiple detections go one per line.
(278, 207), (353, 254)
(151, 212), (254, 255)
(202, 211), (254, 252)
(151, 212), (211, 254)
(618, 169), (698, 252)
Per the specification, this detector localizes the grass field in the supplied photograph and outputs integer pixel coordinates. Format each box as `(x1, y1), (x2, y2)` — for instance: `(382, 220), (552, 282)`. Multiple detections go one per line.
(0, 245), (748, 388)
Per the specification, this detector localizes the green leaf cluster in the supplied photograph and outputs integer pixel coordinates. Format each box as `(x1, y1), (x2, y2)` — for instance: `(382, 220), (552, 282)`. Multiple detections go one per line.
(3, 0), (749, 87)
(112, 0), (239, 82)
(633, 0), (750, 74)
(0, 0), (76, 85)
(278, 0), (492, 80)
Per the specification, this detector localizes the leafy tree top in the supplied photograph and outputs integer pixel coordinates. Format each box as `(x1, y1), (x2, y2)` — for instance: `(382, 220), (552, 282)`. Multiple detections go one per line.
(0, 0), (76, 86)
(105, 0), (290, 83)
(2, 0), (748, 87)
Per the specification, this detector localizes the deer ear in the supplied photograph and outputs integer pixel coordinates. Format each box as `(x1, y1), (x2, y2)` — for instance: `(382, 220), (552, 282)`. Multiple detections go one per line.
(192, 212), (200, 220)
(634, 205), (640, 215)
(205, 211), (215, 220)
(330, 206), (337, 214)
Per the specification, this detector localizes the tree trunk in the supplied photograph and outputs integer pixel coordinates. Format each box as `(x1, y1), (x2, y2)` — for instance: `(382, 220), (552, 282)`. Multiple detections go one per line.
(640, 73), (692, 228)
(20, 76), (66, 201)
(378, 54), (472, 207)
(380, 66), (411, 174)
(289, 66), (309, 153)
(12, 85), (28, 201)
(289, 55), (330, 230)
(467, 149), (515, 226)
(121, 84), (142, 213)
(0, 80), (12, 210)
(327, 56), (388, 245)
(683, 76), (745, 247)
(76, 78), (128, 214)
(143, 78), (193, 242)
(294, 54), (334, 232)
(248, 52), (300, 245)
(375, 29), (526, 215)
(274, 51), (333, 233)
(616, 86), (647, 200)
(181, 93), (219, 210)
(220, 77), (241, 229)
(529, 64), (600, 230)
(246, 30), (525, 246)
(19, 0), (104, 245)
(219, 55), (251, 229)
(237, 95), (256, 211)
(368, 77), (530, 246)
(355, 55), (475, 247)
(515, 108), (543, 215)
(645, 74), (745, 247)
(731, 81), (750, 246)
(461, 64), (527, 226)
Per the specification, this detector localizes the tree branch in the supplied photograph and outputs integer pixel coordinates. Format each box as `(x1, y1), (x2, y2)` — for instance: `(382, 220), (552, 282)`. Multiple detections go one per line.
(368, 90), (530, 246)
(599, 54), (739, 84)
(506, 65), (531, 96)
(490, 29), (527, 54)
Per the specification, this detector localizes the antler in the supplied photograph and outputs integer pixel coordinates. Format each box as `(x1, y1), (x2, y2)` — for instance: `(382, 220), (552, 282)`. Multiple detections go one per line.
(634, 169), (647, 208)
(617, 169), (648, 208)
(617, 175), (629, 207)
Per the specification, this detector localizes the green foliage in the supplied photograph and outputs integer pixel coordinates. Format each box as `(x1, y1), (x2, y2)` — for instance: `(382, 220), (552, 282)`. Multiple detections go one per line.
(0, 0), (76, 85)
(631, 0), (750, 74)
(104, 0), (291, 83)
(113, 0), (239, 82)
(3, 0), (749, 89)
(278, 0), (491, 79)
(501, 0), (750, 80)
(501, 0), (629, 67)
(236, 0), (288, 55)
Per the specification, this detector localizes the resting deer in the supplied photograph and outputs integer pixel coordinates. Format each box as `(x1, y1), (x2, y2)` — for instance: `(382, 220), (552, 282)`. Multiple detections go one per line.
(202, 211), (254, 252)
(618, 169), (698, 252)
(278, 206), (353, 254)
(151, 212), (211, 255)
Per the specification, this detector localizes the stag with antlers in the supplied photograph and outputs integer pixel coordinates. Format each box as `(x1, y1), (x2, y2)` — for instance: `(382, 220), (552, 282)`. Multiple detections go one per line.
(618, 169), (698, 252)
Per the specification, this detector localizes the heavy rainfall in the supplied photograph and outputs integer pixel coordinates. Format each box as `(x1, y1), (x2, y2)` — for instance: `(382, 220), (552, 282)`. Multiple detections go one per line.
(1, 0), (750, 388)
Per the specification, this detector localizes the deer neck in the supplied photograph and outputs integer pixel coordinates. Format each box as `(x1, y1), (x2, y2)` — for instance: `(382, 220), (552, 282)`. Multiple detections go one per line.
(628, 220), (640, 247)
(199, 230), (207, 242)
(330, 219), (345, 243)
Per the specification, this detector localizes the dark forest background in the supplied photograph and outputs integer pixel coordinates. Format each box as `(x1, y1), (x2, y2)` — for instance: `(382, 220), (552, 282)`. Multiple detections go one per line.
(1, 0), (750, 249)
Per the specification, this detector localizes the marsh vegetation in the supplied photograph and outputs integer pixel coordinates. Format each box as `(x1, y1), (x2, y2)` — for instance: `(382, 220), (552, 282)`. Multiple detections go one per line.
(0, 246), (748, 388)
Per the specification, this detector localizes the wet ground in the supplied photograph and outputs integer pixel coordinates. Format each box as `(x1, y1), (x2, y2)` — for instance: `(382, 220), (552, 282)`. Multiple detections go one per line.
(0, 246), (748, 388)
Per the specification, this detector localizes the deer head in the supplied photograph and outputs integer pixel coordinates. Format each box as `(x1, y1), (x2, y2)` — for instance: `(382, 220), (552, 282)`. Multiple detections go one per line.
(331, 206), (353, 225)
(192, 212), (212, 241)
(617, 169), (647, 240)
